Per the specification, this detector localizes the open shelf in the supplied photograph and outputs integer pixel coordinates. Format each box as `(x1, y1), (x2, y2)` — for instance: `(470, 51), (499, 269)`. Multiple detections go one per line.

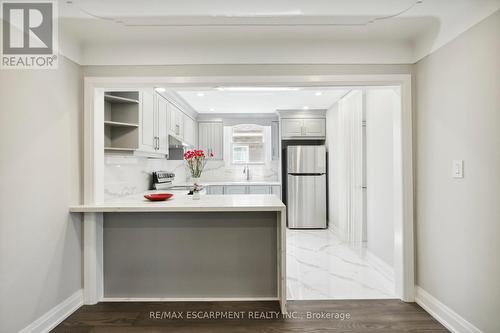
(104, 91), (140, 153)
(104, 94), (139, 104)
(104, 120), (139, 128)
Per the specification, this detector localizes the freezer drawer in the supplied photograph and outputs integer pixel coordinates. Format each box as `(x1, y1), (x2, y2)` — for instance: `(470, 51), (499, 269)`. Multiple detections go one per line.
(287, 146), (326, 174)
(287, 174), (327, 229)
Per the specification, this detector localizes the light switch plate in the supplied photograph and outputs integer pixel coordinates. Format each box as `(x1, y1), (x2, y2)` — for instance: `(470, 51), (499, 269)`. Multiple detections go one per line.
(452, 160), (464, 178)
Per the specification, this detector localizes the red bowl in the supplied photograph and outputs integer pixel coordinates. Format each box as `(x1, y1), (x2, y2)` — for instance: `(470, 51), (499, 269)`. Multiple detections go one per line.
(144, 193), (173, 201)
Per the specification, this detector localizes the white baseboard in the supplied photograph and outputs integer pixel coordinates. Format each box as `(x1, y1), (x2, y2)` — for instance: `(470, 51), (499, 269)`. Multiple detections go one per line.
(415, 286), (482, 333)
(102, 297), (279, 302)
(20, 289), (83, 333)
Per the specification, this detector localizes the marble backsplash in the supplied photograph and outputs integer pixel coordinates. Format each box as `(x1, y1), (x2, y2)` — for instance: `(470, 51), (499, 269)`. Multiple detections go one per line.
(104, 155), (280, 201)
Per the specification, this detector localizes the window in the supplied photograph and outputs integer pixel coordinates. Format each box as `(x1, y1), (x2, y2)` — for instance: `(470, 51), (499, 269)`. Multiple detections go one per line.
(231, 124), (265, 164)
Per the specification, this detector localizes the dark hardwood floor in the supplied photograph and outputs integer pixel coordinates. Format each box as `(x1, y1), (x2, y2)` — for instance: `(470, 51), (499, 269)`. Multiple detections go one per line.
(52, 300), (448, 332)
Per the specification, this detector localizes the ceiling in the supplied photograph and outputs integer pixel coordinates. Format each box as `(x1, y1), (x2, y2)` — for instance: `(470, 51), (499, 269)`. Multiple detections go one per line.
(174, 87), (350, 113)
(57, 0), (500, 65)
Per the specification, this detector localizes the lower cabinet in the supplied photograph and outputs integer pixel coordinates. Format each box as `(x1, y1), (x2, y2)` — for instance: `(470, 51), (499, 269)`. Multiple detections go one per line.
(224, 185), (247, 195)
(248, 185), (270, 194)
(206, 185), (281, 197)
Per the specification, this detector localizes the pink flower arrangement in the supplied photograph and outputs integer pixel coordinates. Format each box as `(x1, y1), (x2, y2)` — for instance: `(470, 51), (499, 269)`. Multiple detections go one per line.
(183, 149), (213, 178)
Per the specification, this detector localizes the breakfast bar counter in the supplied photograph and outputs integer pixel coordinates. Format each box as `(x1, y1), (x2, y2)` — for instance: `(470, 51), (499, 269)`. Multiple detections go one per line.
(70, 194), (287, 313)
(70, 194), (285, 213)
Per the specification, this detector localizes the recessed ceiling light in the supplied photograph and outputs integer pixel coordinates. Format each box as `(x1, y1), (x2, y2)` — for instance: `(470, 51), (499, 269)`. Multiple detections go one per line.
(155, 87), (166, 92)
(209, 108), (215, 111)
(197, 92), (205, 97)
(315, 92), (323, 96)
(216, 87), (300, 92)
(303, 106), (309, 110)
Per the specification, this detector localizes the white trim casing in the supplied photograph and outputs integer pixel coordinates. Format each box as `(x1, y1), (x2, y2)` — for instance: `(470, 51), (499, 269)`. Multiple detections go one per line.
(415, 286), (482, 333)
(83, 74), (414, 303)
(19, 290), (83, 333)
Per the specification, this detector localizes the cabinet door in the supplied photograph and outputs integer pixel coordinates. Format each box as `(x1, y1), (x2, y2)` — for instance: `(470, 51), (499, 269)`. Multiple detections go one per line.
(139, 89), (156, 152)
(281, 119), (303, 138)
(175, 106), (184, 139)
(248, 185), (271, 194)
(208, 185), (224, 195)
(271, 121), (280, 160)
(224, 185), (247, 195)
(303, 119), (326, 137)
(167, 101), (177, 135)
(156, 95), (169, 155)
(210, 122), (223, 160)
(198, 122), (223, 160)
(198, 122), (210, 153)
(271, 185), (282, 199)
(183, 115), (196, 147)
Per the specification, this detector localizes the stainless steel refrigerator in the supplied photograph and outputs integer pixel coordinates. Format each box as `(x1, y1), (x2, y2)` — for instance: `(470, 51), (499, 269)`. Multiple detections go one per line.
(287, 145), (327, 229)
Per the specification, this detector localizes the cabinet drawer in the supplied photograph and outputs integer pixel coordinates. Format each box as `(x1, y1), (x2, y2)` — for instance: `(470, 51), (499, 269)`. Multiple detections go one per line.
(248, 185), (270, 194)
(207, 185), (224, 195)
(224, 185), (247, 194)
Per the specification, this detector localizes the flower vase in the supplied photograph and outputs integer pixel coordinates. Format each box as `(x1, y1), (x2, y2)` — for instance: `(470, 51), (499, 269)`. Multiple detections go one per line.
(191, 177), (201, 200)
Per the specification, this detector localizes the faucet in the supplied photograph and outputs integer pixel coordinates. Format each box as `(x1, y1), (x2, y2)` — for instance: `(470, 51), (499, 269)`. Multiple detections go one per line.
(243, 164), (251, 181)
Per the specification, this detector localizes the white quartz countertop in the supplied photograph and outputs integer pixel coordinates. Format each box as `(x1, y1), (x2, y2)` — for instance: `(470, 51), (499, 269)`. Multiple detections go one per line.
(70, 194), (285, 213)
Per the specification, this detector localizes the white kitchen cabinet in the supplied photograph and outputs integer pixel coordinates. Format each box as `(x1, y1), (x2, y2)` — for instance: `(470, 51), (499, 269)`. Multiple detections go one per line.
(281, 118), (326, 139)
(138, 89), (156, 153)
(224, 185), (247, 195)
(206, 185), (281, 196)
(303, 119), (326, 137)
(198, 122), (223, 160)
(168, 102), (184, 139)
(137, 90), (169, 156)
(207, 185), (224, 195)
(248, 185), (270, 194)
(183, 115), (197, 147)
(281, 119), (303, 138)
(155, 94), (169, 155)
(271, 121), (280, 160)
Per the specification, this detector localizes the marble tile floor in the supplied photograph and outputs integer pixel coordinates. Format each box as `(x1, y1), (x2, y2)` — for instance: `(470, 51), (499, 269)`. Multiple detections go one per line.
(286, 227), (396, 300)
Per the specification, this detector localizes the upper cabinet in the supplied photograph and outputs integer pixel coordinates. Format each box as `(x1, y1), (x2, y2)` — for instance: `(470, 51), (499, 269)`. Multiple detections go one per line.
(168, 102), (184, 139)
(103, 88), (198, 157)
(104, 91), (140, 152)
(281, 118), (326, 139)
(137, 89), (169, 156)
(183, 115), (197, 147)
(198, 122), (223, 160)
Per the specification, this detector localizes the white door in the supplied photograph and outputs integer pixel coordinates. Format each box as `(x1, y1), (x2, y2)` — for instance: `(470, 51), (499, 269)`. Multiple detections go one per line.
(156, 95), (169, 155)
(248, 186), (270, 194)
(281, 119), (303, 138)
(224, 186), (247, 194)
(139, 89), (156, 152)
(303, 119), (326, 137)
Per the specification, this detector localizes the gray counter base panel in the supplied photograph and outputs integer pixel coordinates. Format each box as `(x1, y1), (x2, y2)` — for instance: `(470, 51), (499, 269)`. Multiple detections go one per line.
(103, 212), (277, 298)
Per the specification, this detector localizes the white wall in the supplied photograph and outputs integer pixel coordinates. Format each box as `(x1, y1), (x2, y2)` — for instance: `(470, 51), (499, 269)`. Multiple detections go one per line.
(414, 10), (500, 333)
(0, 57), (83, 332)
(365, 88), (398, 267)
